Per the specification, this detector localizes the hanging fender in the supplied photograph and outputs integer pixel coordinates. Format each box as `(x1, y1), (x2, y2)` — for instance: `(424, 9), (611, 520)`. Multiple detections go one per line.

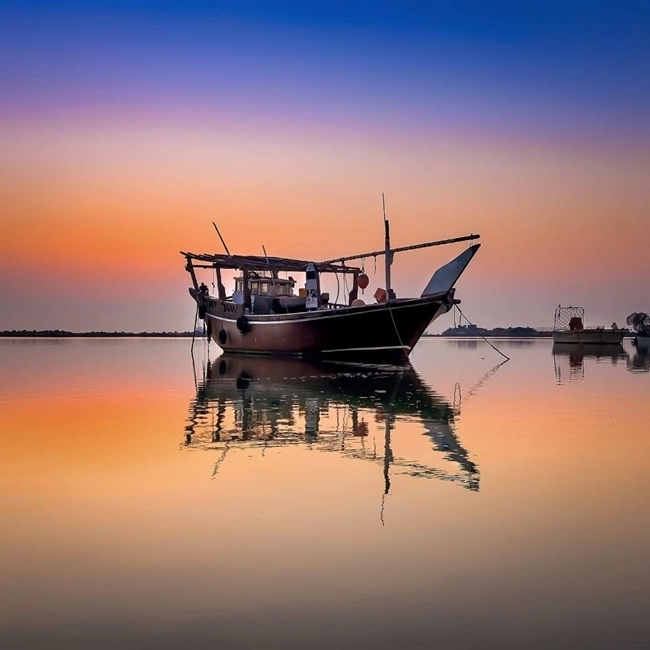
(236, 315), (249, 333)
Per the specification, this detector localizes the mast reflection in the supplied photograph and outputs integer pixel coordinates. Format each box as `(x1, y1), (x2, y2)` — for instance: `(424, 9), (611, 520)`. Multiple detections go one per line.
(185, 355), (479, 492)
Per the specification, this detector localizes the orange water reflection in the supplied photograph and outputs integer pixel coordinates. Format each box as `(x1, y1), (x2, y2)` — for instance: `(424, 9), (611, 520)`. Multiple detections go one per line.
(184, 355), (479, 494)
(1, 339), (649, 649)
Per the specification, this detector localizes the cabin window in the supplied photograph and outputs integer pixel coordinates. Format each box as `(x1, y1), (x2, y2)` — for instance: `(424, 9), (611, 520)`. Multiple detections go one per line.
(232, 274), (295, 298)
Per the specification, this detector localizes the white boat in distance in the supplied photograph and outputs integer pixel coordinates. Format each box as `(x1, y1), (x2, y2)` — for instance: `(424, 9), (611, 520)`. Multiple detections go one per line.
(552, 306), (627, 345)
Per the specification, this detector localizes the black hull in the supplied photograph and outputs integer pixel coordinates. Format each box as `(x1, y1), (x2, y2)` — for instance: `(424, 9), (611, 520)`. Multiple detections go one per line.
(196, 293), (452, 361)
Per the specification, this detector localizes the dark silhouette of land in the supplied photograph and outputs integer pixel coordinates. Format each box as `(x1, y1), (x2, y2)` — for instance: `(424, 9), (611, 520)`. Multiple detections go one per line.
(2, 325), (552, 339)
(0, 330), (199, 338)
(426, 325), (552, 337)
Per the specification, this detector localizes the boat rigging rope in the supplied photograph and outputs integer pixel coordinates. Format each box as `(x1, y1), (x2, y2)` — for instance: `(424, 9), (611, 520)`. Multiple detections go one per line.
(387, 301), (408, 359)
(453, 304), (510, 362)
(335, 271), (340, 305)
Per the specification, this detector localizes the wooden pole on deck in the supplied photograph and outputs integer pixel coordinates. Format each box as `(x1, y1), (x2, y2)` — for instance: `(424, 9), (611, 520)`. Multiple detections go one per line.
(212, 222), (231, 256)
(383, 193), (393, 300)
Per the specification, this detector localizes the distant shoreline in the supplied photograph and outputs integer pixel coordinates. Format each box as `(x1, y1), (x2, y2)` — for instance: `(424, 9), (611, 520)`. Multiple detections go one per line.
(424, 325), (554, 338)
(2, 330), (631, 340)
(1, 329), (551, 339)
(424, 332), (554, 338)
(0, 330), (198, 338)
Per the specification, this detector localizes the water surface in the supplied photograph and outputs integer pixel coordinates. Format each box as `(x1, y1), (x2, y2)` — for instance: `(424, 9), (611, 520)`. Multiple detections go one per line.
(1, 338), (649, 649)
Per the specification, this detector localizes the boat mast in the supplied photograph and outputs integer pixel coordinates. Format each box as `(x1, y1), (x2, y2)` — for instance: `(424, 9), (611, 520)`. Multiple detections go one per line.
(212, 222), (231, 256)
(383, 193), (394, 300)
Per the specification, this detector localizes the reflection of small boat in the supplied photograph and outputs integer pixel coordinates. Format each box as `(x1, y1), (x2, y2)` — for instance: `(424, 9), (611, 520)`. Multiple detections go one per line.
(627, 348), (650, 373)
(552, 343), (628, 383)
(552, 343), (628, 363)
(552, 306), (627, 345)
(185, 355), (479, 491)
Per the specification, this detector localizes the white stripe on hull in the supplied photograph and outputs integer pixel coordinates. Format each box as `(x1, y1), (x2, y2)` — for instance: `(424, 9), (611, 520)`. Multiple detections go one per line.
(204, 299), (442, 325)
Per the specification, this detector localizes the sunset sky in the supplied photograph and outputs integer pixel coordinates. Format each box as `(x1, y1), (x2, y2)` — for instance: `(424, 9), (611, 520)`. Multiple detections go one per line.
(2, 1), (649, 332)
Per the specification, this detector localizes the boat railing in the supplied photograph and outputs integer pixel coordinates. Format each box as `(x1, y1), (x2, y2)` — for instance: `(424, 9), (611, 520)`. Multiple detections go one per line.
(555, 325), (623, 331)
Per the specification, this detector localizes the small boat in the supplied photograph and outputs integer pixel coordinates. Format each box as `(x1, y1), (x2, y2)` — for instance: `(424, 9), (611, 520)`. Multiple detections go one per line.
(552, 306), (627, 345)
(182, 216), (480, 362)
(627, 312), (650, 349)
(633, 334), (650, 350)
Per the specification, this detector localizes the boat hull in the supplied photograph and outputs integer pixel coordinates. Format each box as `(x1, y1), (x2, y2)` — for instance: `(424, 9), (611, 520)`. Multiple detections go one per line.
(633, 334), (650, 349)
(202, 295), (451, 361)
(553, 329), (627, 345)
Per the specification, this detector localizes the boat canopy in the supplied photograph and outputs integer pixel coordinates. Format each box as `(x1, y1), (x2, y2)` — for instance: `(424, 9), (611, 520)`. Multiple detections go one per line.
(181, 252), (360, 274)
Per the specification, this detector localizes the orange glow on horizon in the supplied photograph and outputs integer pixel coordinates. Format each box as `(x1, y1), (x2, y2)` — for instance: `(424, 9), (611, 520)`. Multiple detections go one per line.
(1, 118), (649, 329)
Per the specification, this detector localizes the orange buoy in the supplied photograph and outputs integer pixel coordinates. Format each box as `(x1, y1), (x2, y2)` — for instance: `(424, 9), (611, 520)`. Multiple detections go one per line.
(374, 287), (387, 303)
(358, 273), (369, 290)
(351, 298), (366, 307)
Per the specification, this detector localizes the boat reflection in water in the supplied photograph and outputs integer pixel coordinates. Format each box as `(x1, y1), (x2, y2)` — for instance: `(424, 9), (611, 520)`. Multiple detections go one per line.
(627, 347), (650, 373)
(552, 343), (628, 383)
(185, 355), (479, 492)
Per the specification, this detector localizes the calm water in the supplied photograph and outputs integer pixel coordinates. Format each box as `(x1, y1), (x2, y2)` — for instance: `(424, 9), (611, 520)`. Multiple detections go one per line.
(1, 338), (649, 649)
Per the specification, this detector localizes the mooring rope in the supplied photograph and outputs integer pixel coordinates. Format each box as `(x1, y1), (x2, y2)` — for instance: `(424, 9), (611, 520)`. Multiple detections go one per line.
(454, 304), (510, 362)
(190, 304), (198, 354)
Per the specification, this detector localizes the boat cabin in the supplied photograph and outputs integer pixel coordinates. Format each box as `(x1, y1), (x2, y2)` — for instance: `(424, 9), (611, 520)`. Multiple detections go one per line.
(233, 273), (295, 299)
(182, 251), (362, 315)
(232, 272), (304, 314)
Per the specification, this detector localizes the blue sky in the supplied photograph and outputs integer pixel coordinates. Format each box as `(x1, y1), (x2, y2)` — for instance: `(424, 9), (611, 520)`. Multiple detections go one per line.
(2, 1), (649, 330)
(3, 1), (649, 148)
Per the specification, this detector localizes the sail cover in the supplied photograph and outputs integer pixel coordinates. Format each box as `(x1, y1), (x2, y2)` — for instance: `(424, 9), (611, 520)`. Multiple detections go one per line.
(421, 244), (481, 297)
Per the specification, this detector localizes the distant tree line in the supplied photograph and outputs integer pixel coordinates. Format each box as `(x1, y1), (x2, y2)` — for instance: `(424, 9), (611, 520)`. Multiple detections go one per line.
(428, 324), (552, 337)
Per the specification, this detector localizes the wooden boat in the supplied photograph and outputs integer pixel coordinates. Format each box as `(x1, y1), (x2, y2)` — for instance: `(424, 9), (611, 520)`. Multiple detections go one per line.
(182, 219), (480, 361)
(552, 306), (627, 345)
